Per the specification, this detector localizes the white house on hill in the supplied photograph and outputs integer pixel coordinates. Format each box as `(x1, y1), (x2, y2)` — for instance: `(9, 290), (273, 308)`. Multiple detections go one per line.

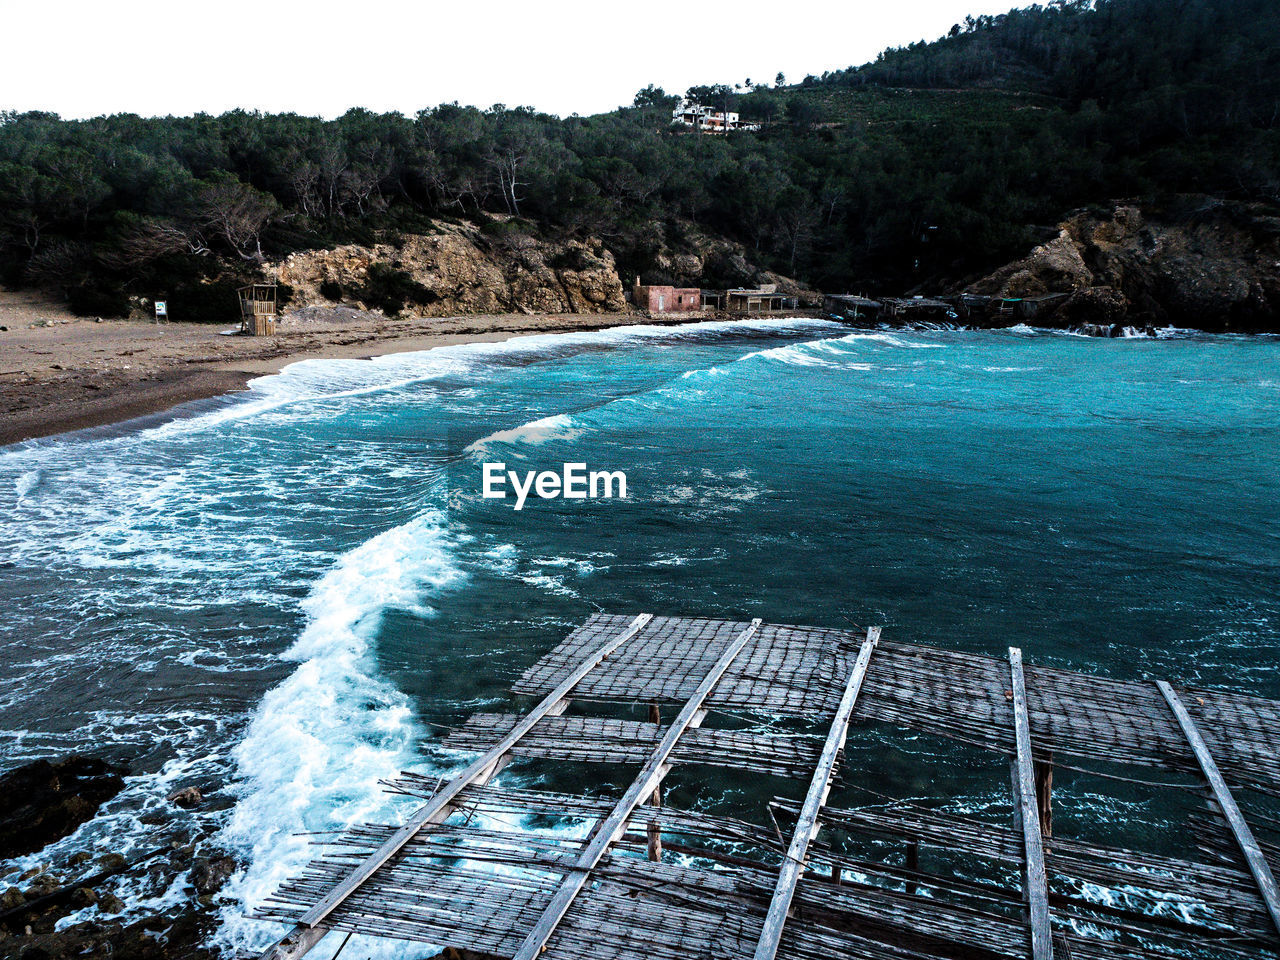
(671, 99), (760, 133)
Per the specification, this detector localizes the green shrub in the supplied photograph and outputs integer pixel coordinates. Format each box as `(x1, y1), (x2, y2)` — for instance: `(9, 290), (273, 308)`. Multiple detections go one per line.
(359, 263), (438, 316)
(478, 217), (535, 239)
(319, 280), (344, 301)
(167, 278), (250, 324)
(548, 247), (593, 271)
(68, 280), (130, 318)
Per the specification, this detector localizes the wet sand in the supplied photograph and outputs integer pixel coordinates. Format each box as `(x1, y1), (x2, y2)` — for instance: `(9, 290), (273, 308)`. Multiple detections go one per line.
(0, 304), (689, 446)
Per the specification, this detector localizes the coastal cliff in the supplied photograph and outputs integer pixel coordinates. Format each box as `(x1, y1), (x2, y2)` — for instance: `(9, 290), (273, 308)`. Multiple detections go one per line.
(271, 220), (819, 319)
(966, 201), (1280, 332)
(274, 222), (627, 317)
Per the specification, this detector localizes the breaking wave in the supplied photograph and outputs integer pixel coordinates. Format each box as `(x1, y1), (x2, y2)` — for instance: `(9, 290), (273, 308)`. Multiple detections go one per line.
(213, 510), (466, 957)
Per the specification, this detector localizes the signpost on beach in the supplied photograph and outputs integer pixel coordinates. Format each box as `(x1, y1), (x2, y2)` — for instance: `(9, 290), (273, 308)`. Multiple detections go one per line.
(154, 300), (168, 323)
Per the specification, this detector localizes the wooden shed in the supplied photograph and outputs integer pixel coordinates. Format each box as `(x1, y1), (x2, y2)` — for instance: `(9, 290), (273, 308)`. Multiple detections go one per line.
(823, 293), (882, 323)
(725, 286), (797, 314)
(237, 283), (278, 336)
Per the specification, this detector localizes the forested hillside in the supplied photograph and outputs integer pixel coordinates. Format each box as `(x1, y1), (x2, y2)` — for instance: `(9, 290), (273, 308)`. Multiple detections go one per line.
(1, 0), (1276, 319)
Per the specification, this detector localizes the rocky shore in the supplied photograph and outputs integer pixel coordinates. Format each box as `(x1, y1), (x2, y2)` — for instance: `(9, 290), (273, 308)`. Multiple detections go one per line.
(0, 758), (495, 960)
(962, 199), (1280, 333)
(4, 195), (1276, 448)
(0, 758), (233, 960)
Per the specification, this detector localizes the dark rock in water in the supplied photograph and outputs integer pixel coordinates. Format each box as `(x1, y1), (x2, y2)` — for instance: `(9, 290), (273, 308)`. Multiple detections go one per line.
(0, 803), (226, 960)
(21, 876), (59, 901)
(189, 855), (236, 895)
(0, 914), (220, 960)
(0, 758), (125, 860)
(168, 844), (195, 866)
(94, 854), (126, 873)
(67, 887), (97, 910)
(1053, 286), (1129, 329)
(95, 893), (125, 916)
(166, 787), (202, 810)
(1077, 322), (1122, 338)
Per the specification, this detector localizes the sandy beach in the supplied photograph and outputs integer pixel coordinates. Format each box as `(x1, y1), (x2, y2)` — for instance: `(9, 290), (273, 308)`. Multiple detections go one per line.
(0, 296), (696, 446)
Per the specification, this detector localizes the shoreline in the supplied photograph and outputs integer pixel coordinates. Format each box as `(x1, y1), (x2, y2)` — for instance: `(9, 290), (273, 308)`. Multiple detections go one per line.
(0, 309), (712, 448)
(0, 306), (1225, 449)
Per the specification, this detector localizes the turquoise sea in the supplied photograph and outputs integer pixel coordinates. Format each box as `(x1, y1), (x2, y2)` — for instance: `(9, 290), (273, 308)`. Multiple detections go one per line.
(1, 319), (1278, 954)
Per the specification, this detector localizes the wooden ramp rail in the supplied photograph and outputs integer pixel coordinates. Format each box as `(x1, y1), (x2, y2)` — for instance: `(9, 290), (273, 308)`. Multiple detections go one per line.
(1009, 647), (1054, 960)
(257, 612), (654, 960)
(752, 626), (879, 960)
(1158, 679), (1280, 938)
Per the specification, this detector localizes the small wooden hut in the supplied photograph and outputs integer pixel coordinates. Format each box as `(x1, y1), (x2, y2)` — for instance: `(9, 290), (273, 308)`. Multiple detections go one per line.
(237, 283), (278, 336)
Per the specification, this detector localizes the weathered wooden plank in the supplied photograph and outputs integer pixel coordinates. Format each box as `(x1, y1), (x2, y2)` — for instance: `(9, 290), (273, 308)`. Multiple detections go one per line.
(442, 713), (821, 781)
(510, 619), (763, 960)
(751, 626), (881, 960)
(1009, 646), (1054, 960)
(647, 703), (663, 862)
(257, 612), (654, 960)
(1158, 679), (1280, 938)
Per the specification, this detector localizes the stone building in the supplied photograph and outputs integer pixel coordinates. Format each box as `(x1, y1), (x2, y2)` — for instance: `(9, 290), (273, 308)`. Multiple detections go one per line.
(633, 279), (702, 313)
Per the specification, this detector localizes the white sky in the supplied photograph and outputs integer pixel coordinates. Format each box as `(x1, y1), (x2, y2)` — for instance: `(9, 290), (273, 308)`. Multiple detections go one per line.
(2, 0), (1021, 120)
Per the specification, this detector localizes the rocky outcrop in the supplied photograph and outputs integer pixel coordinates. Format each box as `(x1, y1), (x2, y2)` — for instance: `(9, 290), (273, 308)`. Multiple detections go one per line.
(967, 231), (1094, 299)
(967, 200), (1280, 332)
(274, 220), (627, 317)
(0, 753), (237, 960)
(0, 843), (229, 960)
(0, 758), (125, 860)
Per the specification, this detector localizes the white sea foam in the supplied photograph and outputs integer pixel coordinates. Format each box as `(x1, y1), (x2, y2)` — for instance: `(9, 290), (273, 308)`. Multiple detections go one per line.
(213, 509), (466, 958)
(0, 318), (837, 469)
(848, 331), (945, 348)
(13, 469), (39, 499)
(465, 412), (586, 454)
(754, 343), (844, 367)
(696, 326), (948, 379)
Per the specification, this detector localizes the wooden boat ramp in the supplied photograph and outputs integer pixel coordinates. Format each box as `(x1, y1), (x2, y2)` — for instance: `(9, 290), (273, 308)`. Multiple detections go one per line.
(253, 612), (1280, 960)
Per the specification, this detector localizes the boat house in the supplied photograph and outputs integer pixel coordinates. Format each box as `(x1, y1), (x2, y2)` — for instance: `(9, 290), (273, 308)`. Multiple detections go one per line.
(633, 280), (702, 314)
(824, 294), (882, 323)
(702, 286), (798, 314)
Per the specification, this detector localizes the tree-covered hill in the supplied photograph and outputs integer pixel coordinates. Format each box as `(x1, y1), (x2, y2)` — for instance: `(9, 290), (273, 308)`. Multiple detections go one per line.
(1, 0), (1276, 319)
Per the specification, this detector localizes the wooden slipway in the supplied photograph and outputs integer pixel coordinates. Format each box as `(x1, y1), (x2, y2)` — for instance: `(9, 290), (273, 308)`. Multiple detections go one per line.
(253, 613), (1280, 960)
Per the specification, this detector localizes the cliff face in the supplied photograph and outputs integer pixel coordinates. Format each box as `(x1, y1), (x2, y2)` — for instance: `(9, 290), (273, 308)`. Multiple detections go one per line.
(968, 202), (1280, 332)
(275, 221), (627, 317)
